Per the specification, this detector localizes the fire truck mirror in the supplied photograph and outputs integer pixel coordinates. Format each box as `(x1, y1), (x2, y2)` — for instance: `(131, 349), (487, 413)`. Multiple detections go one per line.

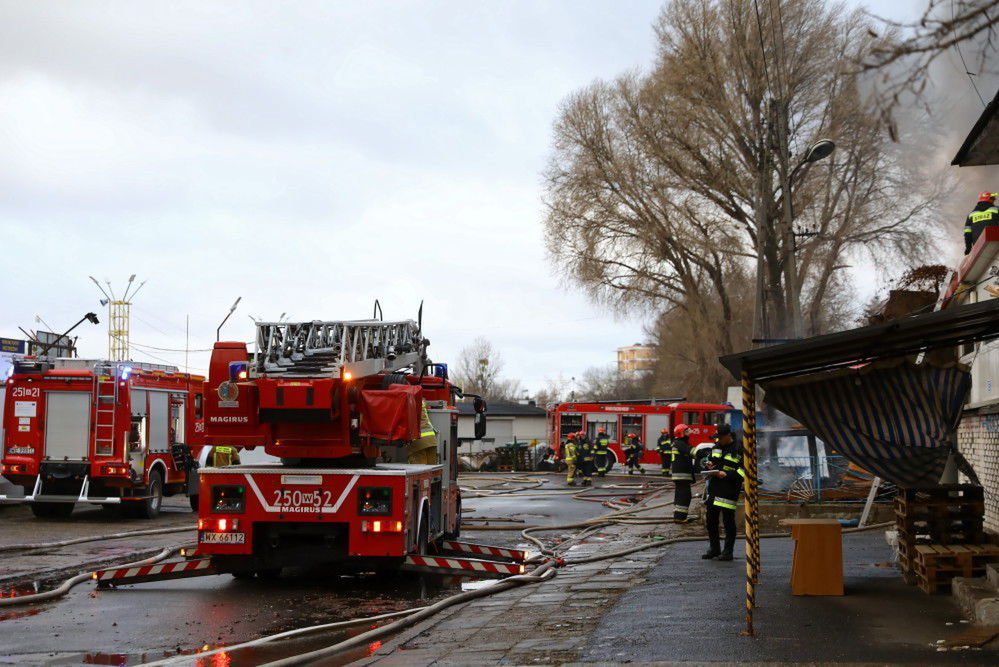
(473, 397), (486, 414)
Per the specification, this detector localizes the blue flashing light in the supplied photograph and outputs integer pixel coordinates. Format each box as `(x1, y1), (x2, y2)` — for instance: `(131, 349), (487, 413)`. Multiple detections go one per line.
(120, 366), (133, 381)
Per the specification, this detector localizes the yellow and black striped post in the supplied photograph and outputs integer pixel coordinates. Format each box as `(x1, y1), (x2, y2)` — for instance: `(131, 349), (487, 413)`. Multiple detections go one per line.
(742, 370), (759, 637)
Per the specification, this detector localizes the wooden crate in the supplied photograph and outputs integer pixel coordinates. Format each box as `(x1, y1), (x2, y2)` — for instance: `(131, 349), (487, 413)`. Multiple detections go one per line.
(912, 544), (999, 594)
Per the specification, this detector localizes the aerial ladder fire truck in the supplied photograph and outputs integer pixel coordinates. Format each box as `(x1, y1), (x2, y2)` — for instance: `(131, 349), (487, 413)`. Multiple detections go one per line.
(94, 309), (530, 586)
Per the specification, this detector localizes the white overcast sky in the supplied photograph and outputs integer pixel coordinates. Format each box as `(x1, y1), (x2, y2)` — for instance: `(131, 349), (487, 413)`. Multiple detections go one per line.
(0, 0), (972, 393)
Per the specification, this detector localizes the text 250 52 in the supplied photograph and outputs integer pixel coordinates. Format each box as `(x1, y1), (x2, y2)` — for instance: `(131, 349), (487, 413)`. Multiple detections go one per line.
(272, 489), (334, 510)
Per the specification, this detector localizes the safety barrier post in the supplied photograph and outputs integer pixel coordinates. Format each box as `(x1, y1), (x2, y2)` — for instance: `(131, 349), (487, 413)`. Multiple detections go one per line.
(741, 370), (759, 637)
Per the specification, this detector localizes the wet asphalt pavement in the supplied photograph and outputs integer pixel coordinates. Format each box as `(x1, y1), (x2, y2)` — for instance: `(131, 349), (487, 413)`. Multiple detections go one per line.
(0, 473), (612, 666)
(582, 529), (999, 664)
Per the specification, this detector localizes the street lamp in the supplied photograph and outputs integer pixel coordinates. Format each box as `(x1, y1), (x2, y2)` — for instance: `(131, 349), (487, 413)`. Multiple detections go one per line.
(216, 297), (242, 341)
(782, 139), (835, 339)
(791, 139), (835, 182)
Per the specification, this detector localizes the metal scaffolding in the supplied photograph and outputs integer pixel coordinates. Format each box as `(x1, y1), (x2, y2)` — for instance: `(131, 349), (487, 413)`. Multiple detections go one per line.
(107, 300), (130, 361)
(89, 275), (145, 362)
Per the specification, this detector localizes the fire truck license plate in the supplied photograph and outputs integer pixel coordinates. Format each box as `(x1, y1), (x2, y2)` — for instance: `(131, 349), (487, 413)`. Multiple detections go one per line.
(200, 532), (246, 545)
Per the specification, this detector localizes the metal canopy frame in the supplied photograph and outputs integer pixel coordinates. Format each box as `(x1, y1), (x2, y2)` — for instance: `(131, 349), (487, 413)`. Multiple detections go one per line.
(717, 299), (999, 636)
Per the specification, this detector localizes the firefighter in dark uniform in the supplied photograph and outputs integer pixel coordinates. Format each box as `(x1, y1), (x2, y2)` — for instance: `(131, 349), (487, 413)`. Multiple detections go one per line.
(656, 428), (672, 477)
(563, 433), (579, 486)
(594, 427), (611, 477)
(623, 432), (645, 475)
(577, 431), (595, 487)
(670, 423), (694, 521)
(701, 424), (744, 561)
(965, 191), (999, 254)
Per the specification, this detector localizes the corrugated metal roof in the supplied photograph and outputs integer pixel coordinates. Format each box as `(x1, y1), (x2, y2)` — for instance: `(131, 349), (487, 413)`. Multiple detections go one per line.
(719, 299), (999, 382)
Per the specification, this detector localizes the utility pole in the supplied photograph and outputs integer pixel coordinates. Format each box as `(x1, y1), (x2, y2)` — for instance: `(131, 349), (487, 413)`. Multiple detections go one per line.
(752, 110), (774, 346)
(774, 99), (804, 339)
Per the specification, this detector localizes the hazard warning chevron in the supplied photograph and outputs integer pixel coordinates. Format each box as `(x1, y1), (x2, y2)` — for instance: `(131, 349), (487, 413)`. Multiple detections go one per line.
(94, 558), (216, 588)
(401, 554), (526, 578)
(440, 540), (526, 562)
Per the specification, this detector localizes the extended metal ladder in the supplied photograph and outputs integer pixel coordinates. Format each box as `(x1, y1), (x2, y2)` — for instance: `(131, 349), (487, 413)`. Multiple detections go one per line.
(253, 319), (427, 379)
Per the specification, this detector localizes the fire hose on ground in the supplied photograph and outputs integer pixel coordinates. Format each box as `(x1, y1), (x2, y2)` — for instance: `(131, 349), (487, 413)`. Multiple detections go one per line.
(0, 545), (187, 607)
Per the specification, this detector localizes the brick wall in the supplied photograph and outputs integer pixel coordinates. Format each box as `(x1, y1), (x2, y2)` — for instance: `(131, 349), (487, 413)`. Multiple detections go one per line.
(957, 410), (999, 535)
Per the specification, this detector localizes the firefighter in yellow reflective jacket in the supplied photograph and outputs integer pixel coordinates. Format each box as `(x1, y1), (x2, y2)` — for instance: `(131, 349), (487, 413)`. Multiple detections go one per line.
(623, 432), (645, 475)
(700, 424), (744, 561)
(965, 191), (999, 254)
(594, 428), (611, 477)
(563, 433), (579, 486)
(209, 445), (241, 467)
(656, 428), (672, 477)
(407, 401), (439, 465)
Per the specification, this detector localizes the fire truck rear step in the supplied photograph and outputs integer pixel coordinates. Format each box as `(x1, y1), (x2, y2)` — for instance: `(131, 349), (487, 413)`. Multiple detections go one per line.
(94, 558), (216, 589)
(439, 540), (527, 562)
(0, 475), (123, 505)
(401, 554), (527, 578)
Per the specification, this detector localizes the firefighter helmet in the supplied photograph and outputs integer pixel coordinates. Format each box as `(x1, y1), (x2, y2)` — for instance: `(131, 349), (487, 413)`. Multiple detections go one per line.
(673, 423), (691, 438)
(598, 427), (607, 434)
(628, 432), (636, 438)
(980, 191), (997, 204)
(567, 433), (576, 440)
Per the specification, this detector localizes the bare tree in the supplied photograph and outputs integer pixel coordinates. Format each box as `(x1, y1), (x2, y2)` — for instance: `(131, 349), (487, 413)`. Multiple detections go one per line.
(450, 337), (523, 401)
(543, 0), (942, 399)
(863, 0), (998, 132)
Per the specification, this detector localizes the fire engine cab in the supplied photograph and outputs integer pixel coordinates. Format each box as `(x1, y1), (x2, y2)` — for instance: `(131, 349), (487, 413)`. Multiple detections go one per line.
(193, 315), (488, 577)
(1, 358), (205, 518)
(548, 399), (731, 466)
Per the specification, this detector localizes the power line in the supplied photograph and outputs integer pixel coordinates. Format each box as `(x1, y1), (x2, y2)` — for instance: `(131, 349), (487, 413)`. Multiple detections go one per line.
(131, 341), (217, 353)
(952, 0), (988, 107)
(752, 0), (775, 100)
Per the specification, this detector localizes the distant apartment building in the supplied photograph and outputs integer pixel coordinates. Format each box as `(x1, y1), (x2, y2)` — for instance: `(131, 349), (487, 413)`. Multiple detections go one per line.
(617, 343), (656, 374)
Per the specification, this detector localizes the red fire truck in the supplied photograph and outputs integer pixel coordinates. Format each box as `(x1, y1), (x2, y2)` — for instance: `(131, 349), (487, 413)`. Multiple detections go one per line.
(548, 399), (731, 467)
(186, 316), (490, 577)
(1, 358), (205, 518)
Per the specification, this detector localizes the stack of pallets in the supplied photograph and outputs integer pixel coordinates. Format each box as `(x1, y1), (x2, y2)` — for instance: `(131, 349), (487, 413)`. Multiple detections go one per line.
(910, 543), (999, 594)
(895, 485), (996, 593)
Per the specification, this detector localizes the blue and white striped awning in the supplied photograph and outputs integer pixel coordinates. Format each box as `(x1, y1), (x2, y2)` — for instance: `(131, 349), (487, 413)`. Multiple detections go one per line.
(765, 361), (973, 488)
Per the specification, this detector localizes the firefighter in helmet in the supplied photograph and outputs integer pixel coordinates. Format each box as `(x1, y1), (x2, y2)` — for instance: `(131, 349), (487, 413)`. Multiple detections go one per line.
(700, 424), (744, 561)
(656, 428), (672, 477)
(670, 423), (694, 521)
(594, 427), (611, 477)
(577, 430), (595, 486)
(623, 432), (645, 475)
(965, 191), (999, 254)
(563, 433), (579, 486)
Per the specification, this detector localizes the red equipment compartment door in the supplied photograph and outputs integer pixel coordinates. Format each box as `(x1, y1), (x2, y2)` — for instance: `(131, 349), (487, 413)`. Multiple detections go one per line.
(358, 385), (421, 443)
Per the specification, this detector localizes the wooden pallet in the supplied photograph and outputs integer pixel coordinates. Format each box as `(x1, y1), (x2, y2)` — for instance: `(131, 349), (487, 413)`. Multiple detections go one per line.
(898, 485), (983, 507)
(912, 543), (999, 594)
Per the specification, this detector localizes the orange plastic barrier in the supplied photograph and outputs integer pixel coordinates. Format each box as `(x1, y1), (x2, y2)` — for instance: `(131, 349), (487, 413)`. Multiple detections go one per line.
(781, 518), (844, 596)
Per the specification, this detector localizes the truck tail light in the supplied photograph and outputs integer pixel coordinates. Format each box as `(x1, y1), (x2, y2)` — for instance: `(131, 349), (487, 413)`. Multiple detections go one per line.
(216, 517), (239, 531)
(362, 520), (403, 533)
(1, 463), (26, 475)
(102, 464), (130, 476)
(198, 517), (239, 531)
